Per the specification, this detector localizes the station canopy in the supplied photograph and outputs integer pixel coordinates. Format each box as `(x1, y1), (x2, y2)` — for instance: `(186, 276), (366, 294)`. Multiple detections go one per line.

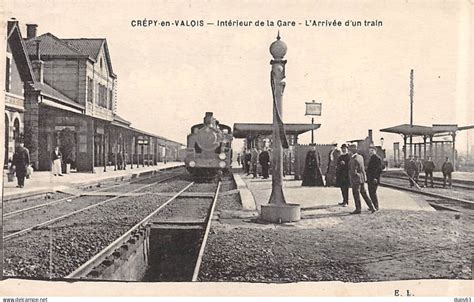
(380, 124), (474, 137)
(233, 123), (320, 138)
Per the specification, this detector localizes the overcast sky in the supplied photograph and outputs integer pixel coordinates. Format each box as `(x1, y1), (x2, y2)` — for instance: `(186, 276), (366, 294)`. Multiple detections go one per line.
(5, 0), (473, 156)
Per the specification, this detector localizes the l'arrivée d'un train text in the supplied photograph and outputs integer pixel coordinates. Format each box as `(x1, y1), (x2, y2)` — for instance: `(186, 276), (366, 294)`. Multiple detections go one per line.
(130, 19), (383, 27)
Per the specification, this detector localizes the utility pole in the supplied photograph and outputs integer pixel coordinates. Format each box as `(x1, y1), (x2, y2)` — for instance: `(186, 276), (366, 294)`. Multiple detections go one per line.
(409, 69), (414, 157)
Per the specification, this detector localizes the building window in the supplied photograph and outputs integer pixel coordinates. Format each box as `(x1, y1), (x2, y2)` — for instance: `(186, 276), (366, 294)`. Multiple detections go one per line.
(100, 58), (103, 71)
(95, 83), (110, 108)
(87, 77), (93, 102)
(108, 90), (113, 110)
(5, 57), (11, 92)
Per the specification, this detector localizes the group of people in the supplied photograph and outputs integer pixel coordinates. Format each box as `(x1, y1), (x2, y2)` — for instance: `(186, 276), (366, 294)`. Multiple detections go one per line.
(9, 143), (66, 188)
(237, 147), (271, 179)
(406, 155), (454, 188)
(335, 144), (383, 214)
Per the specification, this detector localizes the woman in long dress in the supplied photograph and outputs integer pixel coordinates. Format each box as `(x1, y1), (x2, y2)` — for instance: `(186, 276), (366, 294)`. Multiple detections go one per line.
(302, 149), (325, 186)
(52, 146), (63, 176)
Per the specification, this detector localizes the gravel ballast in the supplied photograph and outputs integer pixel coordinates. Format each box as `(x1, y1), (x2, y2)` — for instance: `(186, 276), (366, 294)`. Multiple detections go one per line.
(199, 209), (473, 282)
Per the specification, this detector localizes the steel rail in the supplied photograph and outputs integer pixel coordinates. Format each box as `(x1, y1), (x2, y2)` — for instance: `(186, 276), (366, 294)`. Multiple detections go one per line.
(192, 181), (221, 281)
(66, 181), (195, 279)
(3, 172), (186, 241)
(379, 181), (473, 206)
(382, 174), (474, 191)
(3, 167), (183, 218)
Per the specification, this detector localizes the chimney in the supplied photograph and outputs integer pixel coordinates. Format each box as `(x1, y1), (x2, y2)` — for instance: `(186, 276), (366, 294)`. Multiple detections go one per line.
(7, 18), (19, 33)
(368, 129), (373, 144)
(32, 40), (44, 83)
(26, 24), (38, 39)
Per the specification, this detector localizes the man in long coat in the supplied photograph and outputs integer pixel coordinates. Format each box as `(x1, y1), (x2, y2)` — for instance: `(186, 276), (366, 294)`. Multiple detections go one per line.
(414, 156), (423, 185)
(336, 144), (351, 206)
(12, 142), (30, 188)
(258, 148), (270, 179)
(244, 150), (251, 175)
(366, 146), (383, 210)
(441, 156), (454, 188)
(423, 156), (435, 188)
(348, 145), (376, 214)
(406, 156), (417, 187)
(250, 147), (259, 178)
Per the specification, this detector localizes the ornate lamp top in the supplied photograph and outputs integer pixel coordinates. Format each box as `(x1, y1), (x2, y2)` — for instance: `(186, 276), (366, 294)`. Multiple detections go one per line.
(269, 31), (287, 59)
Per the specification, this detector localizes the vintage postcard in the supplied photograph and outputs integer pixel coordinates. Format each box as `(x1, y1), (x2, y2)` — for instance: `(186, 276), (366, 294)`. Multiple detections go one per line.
(1, 0), (473, 299)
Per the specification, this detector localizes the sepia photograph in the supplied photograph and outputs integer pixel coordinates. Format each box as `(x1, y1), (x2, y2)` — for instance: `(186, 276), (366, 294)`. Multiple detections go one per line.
(1, 0), (473, 299)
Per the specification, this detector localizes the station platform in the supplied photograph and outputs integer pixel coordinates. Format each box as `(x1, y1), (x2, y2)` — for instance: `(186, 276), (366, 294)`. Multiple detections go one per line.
(235, 173), (435, 219)
(200, 172), (472, 283)
(2, 162), (184, 201)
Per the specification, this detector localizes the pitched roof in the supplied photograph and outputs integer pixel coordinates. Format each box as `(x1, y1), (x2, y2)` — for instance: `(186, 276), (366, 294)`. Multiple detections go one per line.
(233, 123), (321, 138)
(380, 124), (439, 136)
(34, 81), (85, 111)
(25, 33), (87, 58)
(24, 34), (116, 78)
(379, 124), (474, 136)
(61, 38), (104, 59)
(7, 20), (34, 83)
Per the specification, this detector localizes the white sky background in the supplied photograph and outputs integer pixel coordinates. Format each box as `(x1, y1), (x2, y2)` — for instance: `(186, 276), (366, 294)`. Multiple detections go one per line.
(4, 0), (473, 157)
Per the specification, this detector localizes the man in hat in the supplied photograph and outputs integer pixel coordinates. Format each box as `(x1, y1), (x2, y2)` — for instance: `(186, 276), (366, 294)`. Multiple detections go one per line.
(250, 147), (259, 178)
(406, 155), (417, 187)
(366, 146), (383, 210)
(12, 141), (30, 188)
(414, 156), (423, 185)
(348, 144), (376, 214)
(441, 156), (454, 188)
(423, 156), (435, 188)
(336, 144), (351, 206)
(259, 147), (270, 179)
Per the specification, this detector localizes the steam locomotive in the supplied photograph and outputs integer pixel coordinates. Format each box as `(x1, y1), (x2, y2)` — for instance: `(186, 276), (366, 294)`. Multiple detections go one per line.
(185, 112), (233, 176)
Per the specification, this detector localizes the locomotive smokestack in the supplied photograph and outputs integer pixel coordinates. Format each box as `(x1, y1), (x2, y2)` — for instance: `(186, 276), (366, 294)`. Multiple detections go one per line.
(204, 112), (213, 125)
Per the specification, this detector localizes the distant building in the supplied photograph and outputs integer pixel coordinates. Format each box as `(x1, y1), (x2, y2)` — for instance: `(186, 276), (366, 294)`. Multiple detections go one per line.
(4, 20), (184, 172)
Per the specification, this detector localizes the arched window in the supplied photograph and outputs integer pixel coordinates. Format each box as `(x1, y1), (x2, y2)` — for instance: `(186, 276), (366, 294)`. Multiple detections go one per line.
(13, 118), (20, 140)
(4, 113), (10, 165)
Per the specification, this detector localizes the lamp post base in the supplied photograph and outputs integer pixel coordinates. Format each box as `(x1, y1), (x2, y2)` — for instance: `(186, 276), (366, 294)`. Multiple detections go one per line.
(260, 203), (301, 223)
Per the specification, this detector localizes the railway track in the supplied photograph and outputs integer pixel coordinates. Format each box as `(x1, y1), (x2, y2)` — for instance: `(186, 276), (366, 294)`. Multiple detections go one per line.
(382, 172), (474, 191)
(67, 180), (221, 281)
(379, 174), (474, 216)
(3, 167), (185, 218)
(3, 169), (186, 241)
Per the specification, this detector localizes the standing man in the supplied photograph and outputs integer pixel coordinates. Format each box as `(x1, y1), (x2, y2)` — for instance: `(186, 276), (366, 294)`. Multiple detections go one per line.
(406, 155), (416, 187)
(336, 144), (351, 207)
(414, 156), (423, 185)
(12, 141), (30, 188)
(423, 156), (435, 188)
(259, 148), (270, 179)
(237, 153), (241, 167)
(441, 156), (454, 188)
(250, 147), (259, 178)
(244, 149), (251, 175)
(348, 144), (376, 214)
(366, 146), (383, 211)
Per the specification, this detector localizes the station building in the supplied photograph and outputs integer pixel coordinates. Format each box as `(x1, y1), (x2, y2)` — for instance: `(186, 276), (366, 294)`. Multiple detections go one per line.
(4, 19), (184, 173)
